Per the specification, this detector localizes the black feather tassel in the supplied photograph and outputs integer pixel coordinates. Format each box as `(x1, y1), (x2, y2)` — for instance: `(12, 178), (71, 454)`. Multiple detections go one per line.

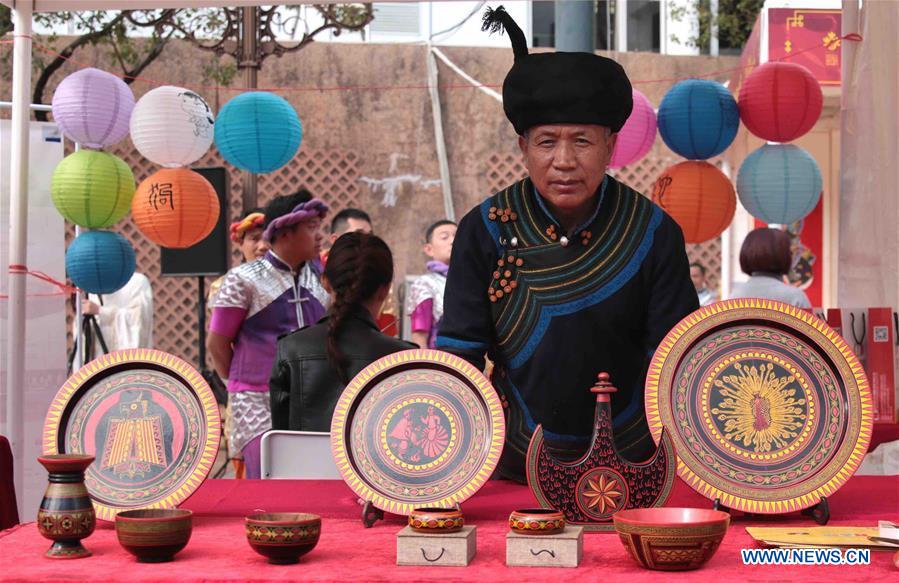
(481, 5), (529, 62)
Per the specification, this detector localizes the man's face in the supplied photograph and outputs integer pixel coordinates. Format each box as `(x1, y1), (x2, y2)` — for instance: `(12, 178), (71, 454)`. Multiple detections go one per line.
(284, 217), (324, 262)
(329, 218), (373, 245)
(690, 266), (705, 291)
(238, 227), (269, 263)
(424, 224), (456, 265)
(518, 124), (616, 213)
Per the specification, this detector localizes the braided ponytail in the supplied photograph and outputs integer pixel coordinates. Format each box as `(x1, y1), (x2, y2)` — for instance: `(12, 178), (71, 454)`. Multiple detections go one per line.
(324, 232), (394, 384)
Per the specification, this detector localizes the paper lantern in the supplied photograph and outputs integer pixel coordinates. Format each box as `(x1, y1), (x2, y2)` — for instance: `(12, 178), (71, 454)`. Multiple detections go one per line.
(214, 92), (302, 173)
(609, 89), (657, 169)
(738, 62), (823, 143)
(51, 151), (135, 228)
(66, 230), (135, 295)
(51, 68), (134, 148)
(130, 86), (215, 167)
(737, 144), (822, 224)
(657, 80), (739, 160)
(132, 168), (220, 248)
(651, 161), (736, 244)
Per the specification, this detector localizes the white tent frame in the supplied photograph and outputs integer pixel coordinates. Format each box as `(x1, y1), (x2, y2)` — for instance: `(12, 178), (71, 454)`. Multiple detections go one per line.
(0, 0), (422, 517)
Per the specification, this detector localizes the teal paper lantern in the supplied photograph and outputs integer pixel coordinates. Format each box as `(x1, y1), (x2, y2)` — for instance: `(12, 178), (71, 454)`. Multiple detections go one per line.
(657, 79), (739, 160)
(51, 150), (135, 228)
(736, 144), (823, 224)
(214, 92), (302, 173)
(66, 230), (135, 294)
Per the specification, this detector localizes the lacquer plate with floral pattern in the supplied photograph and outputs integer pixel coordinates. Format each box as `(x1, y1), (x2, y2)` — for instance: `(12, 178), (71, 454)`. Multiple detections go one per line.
(331, 350), (505, 515)
(645, 299), (872, 514)
(43, 350), (221, 521)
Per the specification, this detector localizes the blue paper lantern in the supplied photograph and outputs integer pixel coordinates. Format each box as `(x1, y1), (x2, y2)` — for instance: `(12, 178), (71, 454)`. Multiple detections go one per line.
(657, 79), (739, 159)
(214, 92), (302, 174)
(736, 144), (823, 224)
(66, 230), (136, 294)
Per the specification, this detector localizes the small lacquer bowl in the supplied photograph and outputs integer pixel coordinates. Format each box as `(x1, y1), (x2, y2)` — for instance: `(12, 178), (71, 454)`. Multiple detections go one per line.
(408, 507), (464, 534)
(509, 508), (565, 535)
(115, 509), (193, 563)
(613, 507), (730, 571)
(245, 513), (321, 565)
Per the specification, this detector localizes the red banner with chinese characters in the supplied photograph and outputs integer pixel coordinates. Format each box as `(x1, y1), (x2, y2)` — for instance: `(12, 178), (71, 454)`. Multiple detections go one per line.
(768, 8), (842, 85)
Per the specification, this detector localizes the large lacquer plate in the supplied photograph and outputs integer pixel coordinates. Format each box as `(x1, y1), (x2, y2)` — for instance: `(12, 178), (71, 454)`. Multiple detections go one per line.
(331, 350), (504, 515)
(645, 299), (872, 514)
(43, 349), (221, 520)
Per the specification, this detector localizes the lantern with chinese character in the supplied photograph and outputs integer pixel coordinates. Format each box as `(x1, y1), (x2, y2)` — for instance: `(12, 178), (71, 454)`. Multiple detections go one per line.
(609, 89), (657, 169)
(51, 68), (134, 148)
(66, 230), (135, 294)
(51, 150), (135, 228)
(736, 144), (822, 224)
(738, 62), (823, 143)
(657, 80), (739, 160)
(130, 86), (215, 167)
(651, 161), (735, 244)
(214, 92), (302, 174)
(132, 168), (220, 248)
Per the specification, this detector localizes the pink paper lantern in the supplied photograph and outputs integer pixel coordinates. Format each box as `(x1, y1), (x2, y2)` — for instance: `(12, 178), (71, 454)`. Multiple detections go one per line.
(609, 89), (657, 169)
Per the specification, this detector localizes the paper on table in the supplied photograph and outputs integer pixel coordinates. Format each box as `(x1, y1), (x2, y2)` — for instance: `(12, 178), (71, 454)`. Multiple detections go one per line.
(746, 526), (899, 550)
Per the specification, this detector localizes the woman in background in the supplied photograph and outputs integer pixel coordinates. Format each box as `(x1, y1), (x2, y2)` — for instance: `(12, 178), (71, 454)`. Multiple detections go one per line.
(730, 228), (811, 309)
(270, 232), (415, 432)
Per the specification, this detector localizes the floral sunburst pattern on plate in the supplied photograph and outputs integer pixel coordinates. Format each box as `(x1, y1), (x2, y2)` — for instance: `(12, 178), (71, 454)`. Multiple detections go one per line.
(576, 468), (629, 520)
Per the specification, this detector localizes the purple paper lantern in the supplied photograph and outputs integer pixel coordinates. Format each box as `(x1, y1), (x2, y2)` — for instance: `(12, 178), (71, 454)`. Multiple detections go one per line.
(51, 68), (134, 148)
(609, 89), (657, 169)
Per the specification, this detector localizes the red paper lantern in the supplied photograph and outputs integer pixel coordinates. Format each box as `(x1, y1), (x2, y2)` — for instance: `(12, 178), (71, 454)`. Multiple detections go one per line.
(132, 168), (220, 248)
(651, 161), (735, 244)
(738, 62), (823, 142)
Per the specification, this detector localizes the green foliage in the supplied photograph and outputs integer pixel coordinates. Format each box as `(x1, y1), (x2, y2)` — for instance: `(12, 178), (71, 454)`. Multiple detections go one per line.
(670, 0), (765, 51)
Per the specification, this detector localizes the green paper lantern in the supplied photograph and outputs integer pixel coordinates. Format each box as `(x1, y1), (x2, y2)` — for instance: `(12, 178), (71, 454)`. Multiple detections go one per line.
(51, 150), (135, 228)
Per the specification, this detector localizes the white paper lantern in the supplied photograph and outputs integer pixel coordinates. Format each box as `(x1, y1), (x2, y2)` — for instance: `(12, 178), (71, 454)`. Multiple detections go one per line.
(130, 86), (214, 167)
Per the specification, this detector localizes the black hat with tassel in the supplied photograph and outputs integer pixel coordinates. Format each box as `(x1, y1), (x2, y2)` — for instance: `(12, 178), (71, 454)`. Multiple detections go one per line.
(483, 5), (633, 135)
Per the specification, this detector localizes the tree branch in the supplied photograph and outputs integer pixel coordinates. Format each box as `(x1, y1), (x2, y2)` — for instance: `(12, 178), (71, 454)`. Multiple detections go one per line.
(32, 12), (128, 121)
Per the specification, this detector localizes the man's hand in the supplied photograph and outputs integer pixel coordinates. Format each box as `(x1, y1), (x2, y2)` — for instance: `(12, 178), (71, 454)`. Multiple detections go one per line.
(81, 300), (100, 316)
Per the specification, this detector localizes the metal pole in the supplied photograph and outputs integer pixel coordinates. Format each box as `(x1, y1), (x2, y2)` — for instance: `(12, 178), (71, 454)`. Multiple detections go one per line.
(838, 0), (860, 306)
(5, 0), (33, 519)
(73, 145), (84, 371)
(240, 6), (259, 210)
(710, 0), (719, 56)
(615, 0), (629, 52)
(555, 0), (595, 53)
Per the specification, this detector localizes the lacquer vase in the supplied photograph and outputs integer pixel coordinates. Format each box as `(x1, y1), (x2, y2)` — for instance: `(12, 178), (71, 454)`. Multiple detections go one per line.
(36, 454), (96, 559)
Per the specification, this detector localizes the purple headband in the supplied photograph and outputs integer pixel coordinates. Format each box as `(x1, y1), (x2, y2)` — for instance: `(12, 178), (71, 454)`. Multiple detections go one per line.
(262, 198), (329, 242)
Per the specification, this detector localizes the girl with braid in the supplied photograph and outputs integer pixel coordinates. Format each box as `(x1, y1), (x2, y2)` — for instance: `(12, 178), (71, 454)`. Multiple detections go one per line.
(270, 232), (415, 431)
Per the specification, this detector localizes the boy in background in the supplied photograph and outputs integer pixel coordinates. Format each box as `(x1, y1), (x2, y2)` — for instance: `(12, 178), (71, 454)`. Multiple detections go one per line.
(406, 220), (456, 348)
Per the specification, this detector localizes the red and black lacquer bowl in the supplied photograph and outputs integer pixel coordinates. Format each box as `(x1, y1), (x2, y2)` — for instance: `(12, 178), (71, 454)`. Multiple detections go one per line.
(246, 513), (321, 564)
(115, 508), (193, 563)
(613, 507), (729, 571)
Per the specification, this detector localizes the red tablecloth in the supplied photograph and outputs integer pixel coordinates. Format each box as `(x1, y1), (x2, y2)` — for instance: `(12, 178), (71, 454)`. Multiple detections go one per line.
(2, 476), (897, 581)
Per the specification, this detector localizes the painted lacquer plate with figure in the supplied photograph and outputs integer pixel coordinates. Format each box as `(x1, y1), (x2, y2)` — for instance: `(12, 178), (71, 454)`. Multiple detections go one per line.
(43, 349), (221, 521)
(645, 299), (872, 514)
(331, 350), (504, 515)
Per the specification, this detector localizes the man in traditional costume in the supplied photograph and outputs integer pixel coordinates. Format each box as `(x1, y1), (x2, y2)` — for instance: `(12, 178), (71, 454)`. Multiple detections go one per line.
(436, 7), (699, 482)
(207, 190), (328, 478)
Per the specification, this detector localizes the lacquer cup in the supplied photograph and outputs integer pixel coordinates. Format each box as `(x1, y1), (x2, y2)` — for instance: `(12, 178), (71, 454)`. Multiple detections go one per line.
(246, 512), (321, 564)
(613, 507), (730, 571)
(508, 508), (566, 535)
(408, 507), (464, 534)
(115, 508), (193, 563)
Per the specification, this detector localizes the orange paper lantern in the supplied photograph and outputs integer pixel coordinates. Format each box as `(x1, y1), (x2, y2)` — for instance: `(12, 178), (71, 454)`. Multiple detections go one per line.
(132, 168), (220, 248)
(651, 161), (735, 244)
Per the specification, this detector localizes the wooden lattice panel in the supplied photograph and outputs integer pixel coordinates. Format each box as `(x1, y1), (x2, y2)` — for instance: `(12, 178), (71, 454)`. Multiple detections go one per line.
(66, 146), (361, 369)
(484, 150), (722, 292)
